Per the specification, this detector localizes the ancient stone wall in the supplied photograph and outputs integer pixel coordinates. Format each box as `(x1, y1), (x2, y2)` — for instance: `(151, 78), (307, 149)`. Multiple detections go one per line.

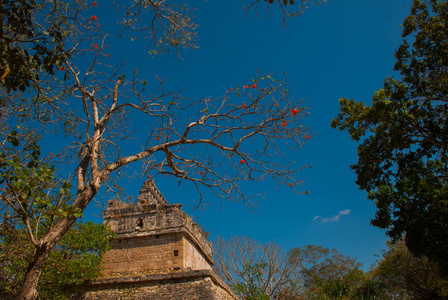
(91, 180), (238, 299)
(102, 233), (184, 275)
(103, 181), (212, 265)
(183, 236), (213, 271)
(81, 270), (239, 300)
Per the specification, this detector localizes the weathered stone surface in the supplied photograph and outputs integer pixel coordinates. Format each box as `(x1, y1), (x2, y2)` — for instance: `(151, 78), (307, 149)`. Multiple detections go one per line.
(82, 180), (239, 299)
(81, 270), (238, 300)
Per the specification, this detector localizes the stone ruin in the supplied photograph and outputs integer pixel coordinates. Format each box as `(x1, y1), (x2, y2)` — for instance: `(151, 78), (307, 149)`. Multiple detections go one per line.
(81, 180), (239, 300)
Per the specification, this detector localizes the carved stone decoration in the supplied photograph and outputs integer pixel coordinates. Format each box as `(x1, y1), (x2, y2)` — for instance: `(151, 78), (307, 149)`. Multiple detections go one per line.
(80, 180), (239, 300)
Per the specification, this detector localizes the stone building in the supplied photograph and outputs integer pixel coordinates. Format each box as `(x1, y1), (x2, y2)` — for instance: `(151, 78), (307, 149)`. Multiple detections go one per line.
(81, 180), (239, 300)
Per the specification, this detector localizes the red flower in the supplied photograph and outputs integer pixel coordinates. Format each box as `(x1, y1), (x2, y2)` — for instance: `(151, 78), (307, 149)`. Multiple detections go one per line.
(50, 152), (54, 156)
(305, 134), (310, 140)
(292, 109), (299, 116)
(306, 111), (310, 116)
(243, 85), (249, 89)
(231, 88), (234, 91)
(274, 103), (279, 108)
(95, 44), (98, 49)
(115, 214), (119, 218)
(241, 103), (246, 109)
(91, 15), (98, 21)
(93, 1), (97, 5)
(282, 121), (287, 127)
(251, 84), (257, 89)
(240, 159), (246, 165)
(97, 24), (100, 28)
(147, 174), (150, 178)
(289, 183), (293, 187)
(60, 66), (65, 71)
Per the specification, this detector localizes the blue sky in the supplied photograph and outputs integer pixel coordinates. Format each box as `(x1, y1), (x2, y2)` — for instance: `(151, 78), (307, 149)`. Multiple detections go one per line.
(75, 0), (413, 270)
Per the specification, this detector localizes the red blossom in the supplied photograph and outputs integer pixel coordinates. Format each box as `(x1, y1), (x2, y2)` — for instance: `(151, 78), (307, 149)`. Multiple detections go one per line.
(289, 183), (293, 187)
(240, 159), (246, 165)
(292, 109), (299, 116)
(91, 15), (98, 21)
(50, 152), (53, 156)
(60, 66), (65, 71)
(305, 134), (310, 140)
(243, 85), (249, 89)
(97, 24), (100, 28)
(241, 103), (246, 109)
(231, 88), (234, 91)
(282, 121), (287, 127)
(115, 214), (119, 218)
(274, 103), (279, 107)
(93, 1), (97, 5)
(306, 111), (310, 116)
(95, 44), (98, 49)
(251, 84), (257, 89)
(147, 174), (150, 178)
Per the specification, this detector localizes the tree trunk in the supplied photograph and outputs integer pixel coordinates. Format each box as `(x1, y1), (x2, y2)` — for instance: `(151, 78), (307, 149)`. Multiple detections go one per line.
(17, 186), (97, 300)
(17, 243), (52, 300)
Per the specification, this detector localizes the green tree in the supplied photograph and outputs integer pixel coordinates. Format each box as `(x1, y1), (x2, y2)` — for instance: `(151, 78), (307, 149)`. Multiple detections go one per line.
(0, 0), (70, 92)
(1, 0), (326, 299)
(0, 221), (113, 299)
(332, 0), (448, 273)
(370, 240), (448, 300)
(215, 239), (367, 300)
(287, 245), (365, 299)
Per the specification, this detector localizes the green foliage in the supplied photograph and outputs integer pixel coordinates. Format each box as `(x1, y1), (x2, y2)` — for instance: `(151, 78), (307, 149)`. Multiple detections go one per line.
(0, 0), (71, 92)
(1, 0), (320, 298)
(215, 238), (370, 300)
(288, 245), (365, 299)
(332, 0), (448, 273)
(232, 270), (271, 300)
(0, 221), (113, 299)
(0, 128), (75, 223)
(370, 240), (448, 299)
(0, 129), (111, 299)
(230, 262), (271, 300)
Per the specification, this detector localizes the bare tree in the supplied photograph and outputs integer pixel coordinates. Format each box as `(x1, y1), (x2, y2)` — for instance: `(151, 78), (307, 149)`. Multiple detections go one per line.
(0, 0), (322, 299)
(214, 236), (301, 299)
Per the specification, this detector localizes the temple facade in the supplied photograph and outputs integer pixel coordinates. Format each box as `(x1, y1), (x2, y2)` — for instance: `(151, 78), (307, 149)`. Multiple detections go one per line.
(81, 180), (238, 300)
